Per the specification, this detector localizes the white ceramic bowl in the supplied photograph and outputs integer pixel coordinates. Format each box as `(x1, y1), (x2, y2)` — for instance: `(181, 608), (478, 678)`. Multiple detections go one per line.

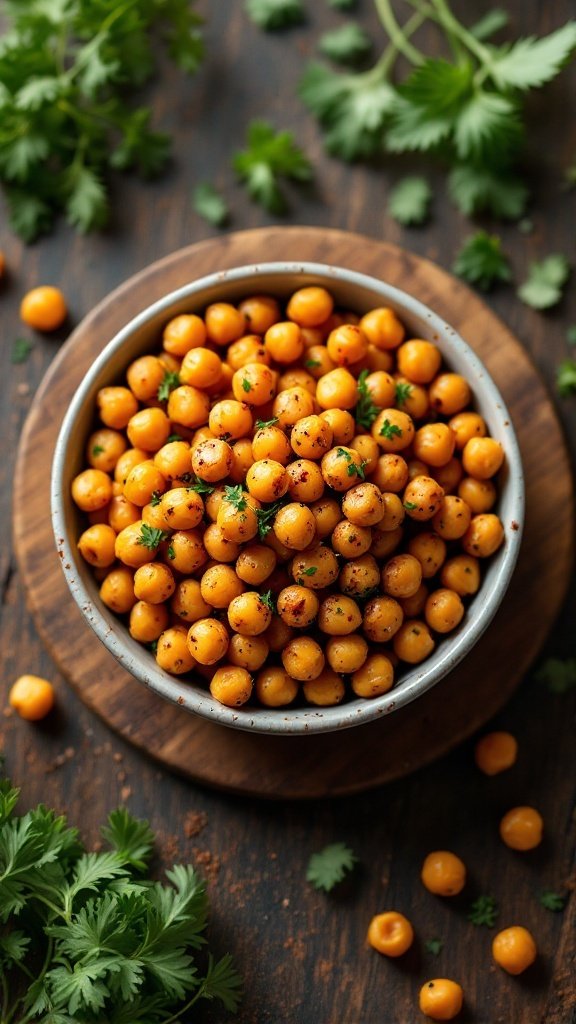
(51, 262), (524, 734)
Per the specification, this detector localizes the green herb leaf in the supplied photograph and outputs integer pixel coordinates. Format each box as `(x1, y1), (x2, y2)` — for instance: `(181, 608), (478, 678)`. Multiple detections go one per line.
(242, 377), (252, 393)
(259, 589), (276, 610)
(488, 24), (576, 92)
(224, 485), (248, 511)
(557, 361), (576, 397)
(11, 337), (34, 364)
(255, 416), (279, 429)
(137, 524), (169, 550)
(388, 176), (432, 226)
(453, 232), (512, 291)
(245, 0), (305, 31)
(187, 477), (215, 496)
(256, 502), (284, 539)
(167, 433), (183, 443)
(539, 890), (566, 911)
(403, 501), (418, 511)
(300, 566), (318, 577)
(157, 371), (180, 402)
(425, 938), (443, 955)
(306, 842), (357, 892)
(233, 120), (312, 214)
(65, 166), (109, 233)
(305, 359), (321, 370)
(448, 165), (528, 220)
(469, 9), (509, 42)
(355, 369), (379, 429)
(379, 419), (402, 440)
(167, 544), (176, 560)
(298, 62), (396, 160)
(395, 381), (413, 406)
(468, 895), (499, 927)
(150, 491), (162, 507)
(318, 24), (371, 66)
(193, 182), (230, 227)
(536, 657), (576, 693)
(518, 255), (570, 310)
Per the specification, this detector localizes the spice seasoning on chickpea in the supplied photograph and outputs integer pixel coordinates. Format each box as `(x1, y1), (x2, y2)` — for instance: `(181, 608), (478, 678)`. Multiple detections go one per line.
(71, 284), (507, 709)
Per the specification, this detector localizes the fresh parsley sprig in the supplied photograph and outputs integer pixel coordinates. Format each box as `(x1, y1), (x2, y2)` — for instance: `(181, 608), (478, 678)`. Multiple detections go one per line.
(518, 255), (571, 309)
(468, 894), (499, 927)
(157, 370), (180, 402)
(453, 232), (512, 291)
(233, 120), (312, 214)
(388, 176), (432, 226)
(138, 524), (169, 550)
(355, 368), (380, 429)
(306, 842), (358, 892)
(256, 502), (285, 539)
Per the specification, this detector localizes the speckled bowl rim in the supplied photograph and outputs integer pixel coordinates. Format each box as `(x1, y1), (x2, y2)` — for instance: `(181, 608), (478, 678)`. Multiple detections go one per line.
(51, 261), (524, 735)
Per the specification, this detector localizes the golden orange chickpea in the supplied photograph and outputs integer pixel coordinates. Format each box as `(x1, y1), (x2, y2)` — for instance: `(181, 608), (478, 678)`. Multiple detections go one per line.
(77, 523), (117, 568)
(228, 592), (272, 636)
(403, 476), (445, 522)
(9, 675), (55, 720)
(429, 373), (471, 415)
(475, 731), (518, 775)
(276, 585), (319, 628)
(191, 438), (234, 482)
(302, 668), (346, 706)
(124, 461), (167, 507)
(87, 429), (127, 473)
(200, 565), (245, 608)
(400, 582), (428, 618)
(432, 496), (472, 541)
(281, 636), (325, 680)
(286, 285), (334, 327)
(311, 498), (343, 540)
(370, 523), (403, 560)
(229, 438), (256, 483)
(351, 654), (394, 698)
(235, 544), (277, 585)
(133, 562), (175, 604)
(462, 514), (504, 558)
(127, 407), (171, 451)
(319, 408), (356, 444)
(378, 492), (405, 531)
(210, 665), (253, 707)
(462, 436), (504, 480)
(204, 303), (246, 346)
(20, 286), (67, 331)
(170, 579), (211, 623)
(425, 589), (464, 634)
(457, 477), (497, 514)
(492, 927), (537, 975)
(286, 459), (325, 503)
(421, 850), (466, 896)
(382, 553), (422, 599)
(367, 911), (413, 956)
(126, 355), (166, 402)
(440, 555), (480, 596)
(290, 415), (332, 460)
(209, 399), (253, 440)
(433, 457), (463, 495)
(500, 807), (543, 851)
(246, 459), (289, 503)
(264, 321), (305, 364)
(115, 446), (149, 485)
(232, 363), (276, 405)
(413, 423), (456, 468)
(273, 503), (316, 551)
(360, 307), (405, 350)
(167, 385), (210, 430)
(97, 386), (139, 430)
(393, 620), (435, 663)
(315, 368), (358, 411)
(290, 544), (339, 589)
(262, 614), (295, 652)
(339, 554), (380, 599)
(129, 600), (169, 643)
(350, 433), (380, 474)
(372, 408), (415, 452)
(255, 666), (299, 707)
(273, 386), (315, 430)
(203, 523), (241, 563)
(342, 482), (385, 527)
(362, 596), (404, 643)
(327, 324), (369, 366)
(449, 411), (486, 450)
(99, 567), (136, 614)
(419, 979), (463, 1021)
(321, 446), (367, 492)
(303, 345), (336, 379)
(408, 532), (447, 579)
(163, 313), (206, 356)
(156, 627), (196, 675)
(228, 634), (270, 672)
(238, 294), (281, 334)
(164, 529), (207, 575)
(71, 469), (113, 512)
(394, 376), (430, 419)
(396, 339), (442, 384)
(187, 618), (229, 664)
(178, 347), (221, 390)
(371, 454), (409, 493)
(331, 521), (372, 559)
(318, 594), (362, 636)
(326, 634), (368, 674)
(252, 424), (292, 465)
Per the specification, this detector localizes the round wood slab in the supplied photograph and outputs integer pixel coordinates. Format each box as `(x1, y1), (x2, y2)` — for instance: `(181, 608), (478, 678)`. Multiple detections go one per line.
(13, 228), (574, 799)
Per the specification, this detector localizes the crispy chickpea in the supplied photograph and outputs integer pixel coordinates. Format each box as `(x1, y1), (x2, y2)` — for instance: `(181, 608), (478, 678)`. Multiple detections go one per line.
(232, 363), (276, 405)
(449, 411), (486, 450)
(264, 531), (294, 562)
(363, 370), (396, 408)
(303, 345), (335, 379)
(371, 454), (409, 493)
(425, 589), (464, 634)
(228, 634), (269, 672)
(433, 457), (463, 495)
(163, 314), (206, 356)
(290, 415), (332, 460)
(290, 544), (339, 589)
(339, 554), (380, 599)
(9, 675), (55, 720)
(342, 482), (385, 527)
(500, 807), (543, 851)
(126, 355), (166, 401)
(440, 555), (480, 596)
(303, 668), (346, 706)
(114, 521), (156, 567)
(77, 523), (117, 567)
(228, 592), (272, 636)
(316, 368), (358, 410)
(142, 500), (168, 530)
(187, 618), (229, 664)
(359, 307), (405, 350)
(393, 620), (435, 663)
(20, 286), (67, 331)
(126, 407), (170, 452)
(401, 582), (428, 618)
(378, 493), (405, 531)
(129, 600), (169, 643)
(367, 911), (413, 957)
(492, 927), (537, 975)
(227, 334), (271, 370)
(191, 438), (233, 482)
(372, 409), (415, 452)
(273, 503), (316, 551)
(278, 367), (317, 395)
(462, 437), (504, 479)
(246, 459), (289, 503)
(282, 636), (325, 680)
(133, 562), (175, 604)
(370, 524), (403, 560)
(252, 424), (292, 465)
(156, 627), (196, 674)
(264, 321), (305, 364)
(200, 565), (245, 608)
(165, 529), (207, 575)
(350, 434), (379, 474)
(310, 498), (342, 539)
(286, 285), (334, 327)
(363, 596), (404, 643)
(179, 347), (222, 389)
(327, 324), (369, 366)
(210, 665), (253, 707)
(204, 486), (226, 522)
(429, 373), (471, 415)
(209, 399), (253, 440)
(115, 447), (148, 485)
(205, 303), (246, 346)
(397, 339), (442, 384)
(283, 460), (324, 504)
(201, 523), (239, 563)
(256, 666), (299, 707)
(331, 521), (372, 558)
(395, 377), (429, 419)
(318, 594), (362, 636)
(413, 423), (456, 468)
(72, 469), (113, 512)
(382, 554), (422, 599)
(462, 514), (504, 557)
(321, 446), (367, 492)
(366, 345), (394, 372)
(326, 634), (368, 674)
(124, 461), (167, 507)
(233, 545), (275, 586)
(87, 429), (127, 473)
(432, 496), (472, 541)
(99, 567), (136, 614)
(229, 438), (256, 483)
(421, 851), (466, 896)
(408, 532), (447, 579)
(407, 459), (430, 481)
(263, 614), (295, 652)
(238, 294), (281, 334)
(419, 979), (463, 1021)
(319, 410), (355, 448)
(167, 385), (210, 430)
(171, 579), (211, 622)
(351, 653), (394, 698)
(97, 386), (139, 430)
(277, 586), (319, 628)
(272, 386), (315, 429)
(475, 732), (518, 775)
(403, 476), (445, 521)
(458, 477), (497, 514)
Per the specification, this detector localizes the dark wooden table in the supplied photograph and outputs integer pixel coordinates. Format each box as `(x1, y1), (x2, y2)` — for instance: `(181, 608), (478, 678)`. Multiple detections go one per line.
(1, 3), (575, 1022)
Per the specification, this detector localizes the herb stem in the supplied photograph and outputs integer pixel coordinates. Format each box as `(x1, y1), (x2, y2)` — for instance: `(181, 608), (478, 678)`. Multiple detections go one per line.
(374, 0), (425, 65)
(427, 0), (492, 65)
(379, 9), (428, 77)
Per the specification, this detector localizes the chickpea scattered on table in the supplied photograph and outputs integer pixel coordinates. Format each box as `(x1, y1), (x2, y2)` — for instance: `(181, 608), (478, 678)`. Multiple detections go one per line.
(71, 285), (507, 709)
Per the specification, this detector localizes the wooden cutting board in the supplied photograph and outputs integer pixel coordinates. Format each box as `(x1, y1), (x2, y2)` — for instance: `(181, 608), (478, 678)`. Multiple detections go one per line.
(13, 227), (574, 799)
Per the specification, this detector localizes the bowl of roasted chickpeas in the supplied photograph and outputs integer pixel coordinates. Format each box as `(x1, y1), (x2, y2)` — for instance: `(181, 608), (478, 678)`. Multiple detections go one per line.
(52, 262), (524, 734)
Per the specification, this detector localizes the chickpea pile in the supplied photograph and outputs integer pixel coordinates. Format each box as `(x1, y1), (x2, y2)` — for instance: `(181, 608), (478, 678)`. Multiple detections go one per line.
(71, 285), (506, 709)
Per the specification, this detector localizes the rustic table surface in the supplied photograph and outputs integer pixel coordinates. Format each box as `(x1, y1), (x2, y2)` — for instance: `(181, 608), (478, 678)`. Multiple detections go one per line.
(1, 2), (575, 1023)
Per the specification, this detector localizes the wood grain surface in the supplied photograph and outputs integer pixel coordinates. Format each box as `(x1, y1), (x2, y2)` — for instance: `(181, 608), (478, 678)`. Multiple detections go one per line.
(13, 227), (574, 799)
(2, 1), (576, 1022)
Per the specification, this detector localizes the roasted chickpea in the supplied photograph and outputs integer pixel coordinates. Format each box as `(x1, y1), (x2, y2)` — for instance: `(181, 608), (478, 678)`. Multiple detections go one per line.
(440, 554), (480, 596)
(126, 407), (171, 452)
(462, 514), (504, 557)
(342, 482), (385, 527)
(186, 618), (229, 665)
(318, 594), (362, 636)
(252, 424), (292, 465)
(170, 579), (211, 622)
(228, 633), (269, 672)
(350, 434), (380, 474)
(200, 523), (239, 564)
(419, 979), (463, 1021)
(421, 850), (466, 896)
(166, 386), (209, 430)
(210, 665), (253, 707)
(306, 500), (339, 542)
(255, 666), (299, 707)
(432, 457), (463, 495)
(321, 446), (367, 492)
(462, 437), (504, 479)
(232, 363), (276, 405)
(142, 500), (169, 530)
(277, 586), (319, 628)
(163, 529), (207, 575)
(163, 313), (206, 356)
(371, 525), (402, 562)
(407, 459), (430, 481)
(273, 386), (315, 430)
(432, 496), (472, 541)
(429, 373), (471, 415)
(394, 376), (429, 419)
(403, 476), (445, 521)
(156, 627), (196, 674)
(290, 415), (332, 460)
(97, 386), (139, 430)
(425, 589), (465, 634)
(359, 307), (405, 350)
(264, 321), (305, 364)
(281, 461), (323, 506)
(208, 399), (252, 440)
(190, 438), (233, 482)
(351, 653), (394, 698)
(393, 620), (435, 663)
(200, 565), (245, 608)
(290, 544), (339, 589)
(457, 477), (497, 514)
(282, 637), (325, 681)
(246, 459), (289, 503)
(204, 303), (246, 346)
(133, 562), (175, 604)
(286, 285), (334, 327)
(396, 339), (442, 384)
(400, 582), (428, 618)
(126, 355), (166, 402)
(339, 555), (380, 599)
(229, 438), (256, 483)
(99, 567), (136, 614)
(449, 411), (486, 450)
(371, 454), (409, 493)
(123, 461), (167, 507)
(303, 669), (346, 706)
(179, 347), (221, 390)
(87, 429), (127, 473)
(228, 592), (272, 636)
(234, 544), (276, 585)
(408, 532), (447, 579)
(326, 634), (368, 674)
(217, 496), (259, 544)
(115, 447), (148, 485)
(129, 600), (169, 643)
(413, 423), (456, 468)
(499, 806), (543, 851)
(367, 912), (413, 957)
(263, 614), (295, 652)
(365, 345), (394, 372)
(378, 493), (405, 531)
(372, 409), (415, 452)
(316, 368), (358, 410)
(331, 521), (373, 558)
(382, 553), (422, 599)
(303, 345), (336, 379)
(319, 408), (356, 445)
(492, 927), (537, 975)
(273, 503), (316, 551)
(20, 285), (67, 331)
(327, 324), (368, 366)
(9, 675), (55, 720)
(77, 523), (117, 568)
(71, 469), (113, 512)
(475, 731), (518, 775)
(363, 596), (404, 643)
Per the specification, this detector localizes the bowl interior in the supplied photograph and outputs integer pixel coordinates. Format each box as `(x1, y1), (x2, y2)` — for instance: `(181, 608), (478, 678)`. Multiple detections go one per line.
(52, 262), (524, 735)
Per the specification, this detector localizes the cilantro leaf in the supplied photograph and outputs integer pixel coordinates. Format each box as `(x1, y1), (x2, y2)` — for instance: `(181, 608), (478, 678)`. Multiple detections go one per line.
(5, 188), (54, 243)
(425, 938), (443, 955)
(306, 842), (357, 892)
(11, 337), (34, 364)
(245, 0), (305, 31)
(157, 371), (180, 401)
(517, 255), (570, 310)
(259, 589), (276, 610)
(355, 368), (379, 429)
(256, 502), (284, 539)
(388, 176), (432, 226)
(65, 166), (109, 233)
(469, 9), (509, 42)
(299, 63), (396, 160)
(452, 232), (512, 291)
(193, 182), (230, 227)
(137, 524), (169, 550)
(448, 165), (529, 220)
(318, 24), (371, 66)
(536, 657), (576, 693)
(187, 477), (215, 496)
(468, 895), (499, 927)
(539, 890), (566, 911)
(224, 484), (248, 511)
(488, 24), (576, 91)
(395, 381), (412, 406)
(379, 419), (402, 440)
(557, 361), (576, 397)
(255, 416), (279, 429)
(199, 952), (243, 1013)
(101, 808), (155, 872)
(233, 120), (312, 214)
